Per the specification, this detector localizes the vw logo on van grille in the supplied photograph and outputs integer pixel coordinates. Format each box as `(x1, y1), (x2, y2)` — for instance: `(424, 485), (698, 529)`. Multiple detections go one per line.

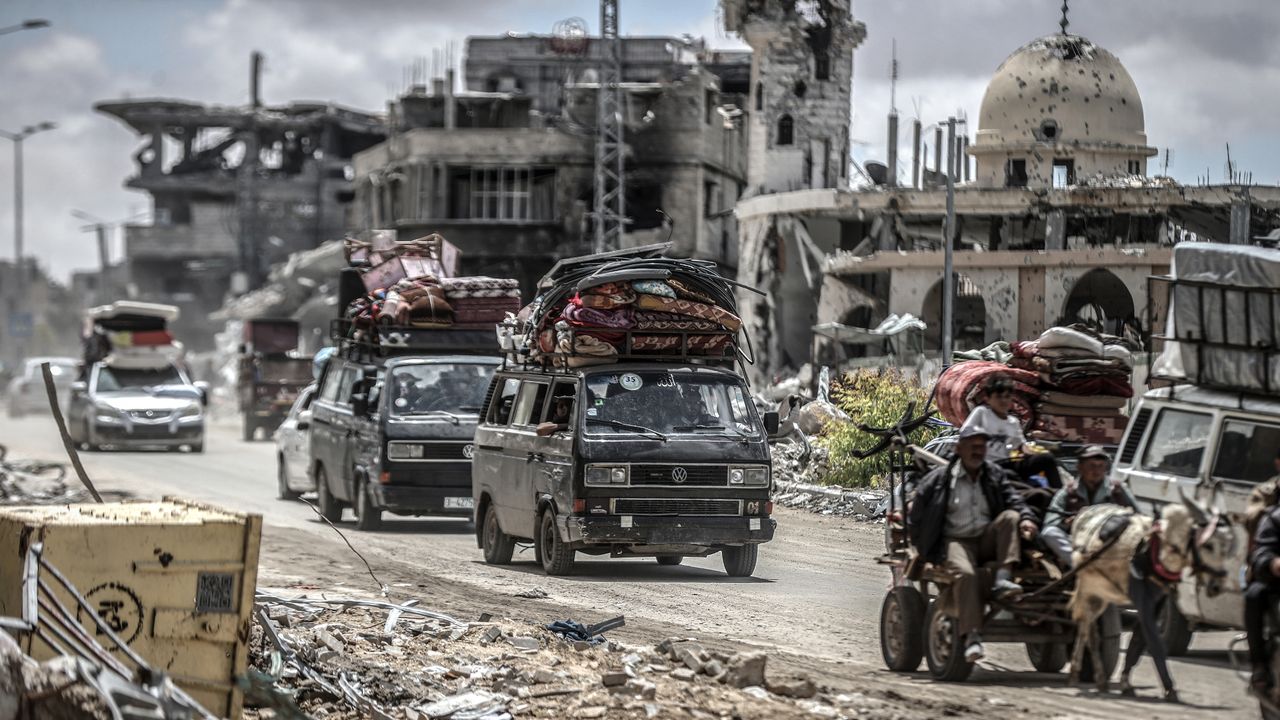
(462, 444), (475, 460)
(670, 466), (688, 484)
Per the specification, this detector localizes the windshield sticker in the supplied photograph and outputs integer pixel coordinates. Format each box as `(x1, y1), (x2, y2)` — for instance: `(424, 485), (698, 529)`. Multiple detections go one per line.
(619, 373), (643, 391)
(656, 373), (676, 388)
(587, 408), (598, 417)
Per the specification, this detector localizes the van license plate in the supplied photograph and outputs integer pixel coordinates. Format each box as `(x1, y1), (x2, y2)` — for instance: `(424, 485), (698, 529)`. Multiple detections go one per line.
(445, 497), (473, 510)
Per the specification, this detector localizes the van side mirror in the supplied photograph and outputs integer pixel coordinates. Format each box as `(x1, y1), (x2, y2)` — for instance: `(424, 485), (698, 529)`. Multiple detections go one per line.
(193, 381), (210, 406)
(763, 411), (780, 437)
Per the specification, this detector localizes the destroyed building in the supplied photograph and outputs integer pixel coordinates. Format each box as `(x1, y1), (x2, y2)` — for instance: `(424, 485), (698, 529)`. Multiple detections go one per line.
(95, 100), (385, 348)
(734, 25), (1280, 382)
(352, 34), (750, 294)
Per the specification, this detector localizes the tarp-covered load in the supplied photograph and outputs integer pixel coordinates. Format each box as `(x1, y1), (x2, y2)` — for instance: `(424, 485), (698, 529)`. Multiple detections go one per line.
(83, 301), (183, 369)
(500, 243), (756, 368)
(1154, 242), (1280, 395)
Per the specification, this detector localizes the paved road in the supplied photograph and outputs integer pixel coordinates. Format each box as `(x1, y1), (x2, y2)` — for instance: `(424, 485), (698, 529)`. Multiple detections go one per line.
(0, 412), (1257, 718)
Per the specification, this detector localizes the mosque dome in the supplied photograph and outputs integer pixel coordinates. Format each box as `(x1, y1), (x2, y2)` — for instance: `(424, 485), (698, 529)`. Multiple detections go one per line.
(971, 33), (1156, 188)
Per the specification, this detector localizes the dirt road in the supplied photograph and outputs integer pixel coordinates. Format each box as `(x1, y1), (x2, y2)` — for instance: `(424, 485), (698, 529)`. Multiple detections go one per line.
(0, 412), (1257, 719)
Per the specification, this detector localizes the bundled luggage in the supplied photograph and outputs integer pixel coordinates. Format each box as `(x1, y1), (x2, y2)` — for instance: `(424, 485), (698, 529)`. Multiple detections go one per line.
(83, 301), (183, 370)
(499, 246), (750, 368)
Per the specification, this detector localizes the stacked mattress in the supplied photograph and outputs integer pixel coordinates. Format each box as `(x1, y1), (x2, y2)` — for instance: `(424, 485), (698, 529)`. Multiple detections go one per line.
(510, 254), (747, 368)
(938, 325), (1137, 445)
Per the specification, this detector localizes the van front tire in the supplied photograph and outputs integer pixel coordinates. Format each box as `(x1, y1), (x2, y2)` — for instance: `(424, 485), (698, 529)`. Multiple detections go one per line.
(354, 480), (382, 531)
(722, 544), (758, 577)
(482, 504), (515, 565)
(316, 466), (343, 523)
(537, 508), (575, 576)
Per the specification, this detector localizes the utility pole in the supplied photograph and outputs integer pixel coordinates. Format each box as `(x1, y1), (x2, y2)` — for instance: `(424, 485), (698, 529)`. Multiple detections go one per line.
(1, 122), (55, 329)
(942, 117), (957, 365)
(237, 51), (264, 292)
(592, 0), (625, 253)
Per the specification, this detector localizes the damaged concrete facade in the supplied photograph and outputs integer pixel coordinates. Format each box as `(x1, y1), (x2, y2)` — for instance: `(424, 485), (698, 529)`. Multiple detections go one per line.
(723, 0), (866, 194)
(734, 28), (1280, 382)
(96, 100), (384, 348)
(352, 35), (749, 295)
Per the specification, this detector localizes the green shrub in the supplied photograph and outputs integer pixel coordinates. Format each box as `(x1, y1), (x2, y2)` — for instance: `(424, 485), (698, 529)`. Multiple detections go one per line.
(816, 368), (942, 488)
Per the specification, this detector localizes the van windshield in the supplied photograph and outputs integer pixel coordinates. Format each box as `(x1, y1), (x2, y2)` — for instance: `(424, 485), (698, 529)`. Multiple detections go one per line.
(388, 363), (494, 416)
(583, 370), (758, 438)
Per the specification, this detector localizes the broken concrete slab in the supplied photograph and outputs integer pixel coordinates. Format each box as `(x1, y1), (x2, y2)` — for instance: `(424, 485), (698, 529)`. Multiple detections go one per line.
(724, 652), (767, 689)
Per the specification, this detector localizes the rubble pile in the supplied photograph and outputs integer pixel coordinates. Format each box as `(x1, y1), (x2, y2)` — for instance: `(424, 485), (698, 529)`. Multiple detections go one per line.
(247, 596), (884, 719)
(0, 448), (127, 506)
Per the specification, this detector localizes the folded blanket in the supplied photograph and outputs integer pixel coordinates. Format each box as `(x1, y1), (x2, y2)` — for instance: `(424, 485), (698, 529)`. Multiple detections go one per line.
(1039, 391), (1128, 409)
(632, 280), (677, 299)
(634, 295), (742, 332)
(1038, 326), (1104, 356)
(667, 278), (717, 305)
(576, 286), (636, 310)
(439, 276), (520, 299)
(1032, 413), (1127, 444)
(562, 303), (634, 330)
(381, 281), (454, 325)
(633, 311), (721, 332)
(1053, 375), (1134, 398)
(630, 334), (731, 354)
(1036, 403), (1124, 418)
(953, 341), (1012, 364)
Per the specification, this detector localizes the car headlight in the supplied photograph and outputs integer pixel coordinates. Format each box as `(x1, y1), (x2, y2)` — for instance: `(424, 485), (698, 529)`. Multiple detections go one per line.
(387, 442), (424, 459)
(178, 404), (202, 419)
(729, 466), (769, 487)
(94, 406), (123, 424)
(585, 465), (628, 486)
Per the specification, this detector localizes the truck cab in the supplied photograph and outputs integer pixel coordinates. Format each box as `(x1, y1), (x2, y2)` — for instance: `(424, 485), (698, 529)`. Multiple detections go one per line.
(473, 363), (777, 577)
(309, 325), (501, 531)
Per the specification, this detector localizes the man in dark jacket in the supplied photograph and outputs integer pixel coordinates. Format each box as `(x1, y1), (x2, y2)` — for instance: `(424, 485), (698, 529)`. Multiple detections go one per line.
(909, 425), (1039, 663)
(1246, 502), (1280, 694)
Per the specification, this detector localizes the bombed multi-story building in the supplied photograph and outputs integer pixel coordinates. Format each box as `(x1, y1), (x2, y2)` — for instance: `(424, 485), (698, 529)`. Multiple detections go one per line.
(733, 20), (1280, 382)
(96, 99), (385, 348)
(352, 33), (751, 294)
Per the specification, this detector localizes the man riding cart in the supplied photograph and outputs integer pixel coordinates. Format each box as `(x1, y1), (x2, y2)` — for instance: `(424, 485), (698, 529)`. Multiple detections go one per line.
(871, 407), (1121, 683)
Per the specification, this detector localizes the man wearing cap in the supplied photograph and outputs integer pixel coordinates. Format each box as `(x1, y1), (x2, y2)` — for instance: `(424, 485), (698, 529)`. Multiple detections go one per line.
(1041, 445), (1138, 568)
(909, 425), (1039, 663)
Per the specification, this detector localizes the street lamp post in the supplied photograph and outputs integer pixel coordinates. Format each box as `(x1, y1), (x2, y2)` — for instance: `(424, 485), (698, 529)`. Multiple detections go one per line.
(1, 122), (56, 333)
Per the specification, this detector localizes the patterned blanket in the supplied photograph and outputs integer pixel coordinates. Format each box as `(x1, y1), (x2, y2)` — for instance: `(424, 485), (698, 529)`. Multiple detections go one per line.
(1031, 413), (1127, 444)
(633, 310), (721, 332)
(439, 276), (520, 299)
(630, 334), (731, 354)
(634, 295), (742, 332)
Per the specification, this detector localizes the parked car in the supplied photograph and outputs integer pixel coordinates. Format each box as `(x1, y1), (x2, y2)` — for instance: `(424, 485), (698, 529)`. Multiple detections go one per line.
(1113, 385), (1280, 654)
(275, 384), (317, 500)
(66, 361), (207, 452)
(6, 357), (78, 418)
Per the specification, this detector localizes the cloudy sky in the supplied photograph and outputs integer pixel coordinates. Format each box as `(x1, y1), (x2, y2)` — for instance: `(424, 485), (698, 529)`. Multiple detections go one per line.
(2, 0), (1277, 280)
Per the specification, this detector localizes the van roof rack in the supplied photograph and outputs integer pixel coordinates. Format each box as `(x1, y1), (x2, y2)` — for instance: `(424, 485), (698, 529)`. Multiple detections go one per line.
(1146, 274), (1279, 396)
(330, 319), (499, 362)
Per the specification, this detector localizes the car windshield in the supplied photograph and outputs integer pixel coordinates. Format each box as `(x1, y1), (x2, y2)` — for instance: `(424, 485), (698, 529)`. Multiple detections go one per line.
(583, 370), (758, 438)
(95, 365), (185, 393)
(388, 363), (495, 416)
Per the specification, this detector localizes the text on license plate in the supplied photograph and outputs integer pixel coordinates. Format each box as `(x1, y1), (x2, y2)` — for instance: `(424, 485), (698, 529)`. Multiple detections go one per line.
(445, 497), (474, 510)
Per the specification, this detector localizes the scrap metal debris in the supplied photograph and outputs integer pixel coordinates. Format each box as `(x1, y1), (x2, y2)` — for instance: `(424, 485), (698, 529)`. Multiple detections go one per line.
(246, 594), (879, 719)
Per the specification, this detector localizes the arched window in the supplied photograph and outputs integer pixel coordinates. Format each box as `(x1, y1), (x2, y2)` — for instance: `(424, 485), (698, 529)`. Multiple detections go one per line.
(777, 114), (794, 146)
(755, 82), (763, 111)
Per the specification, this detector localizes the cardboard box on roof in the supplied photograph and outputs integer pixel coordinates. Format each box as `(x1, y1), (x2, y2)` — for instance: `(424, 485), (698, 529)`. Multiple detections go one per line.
(0, 498), (262, 719)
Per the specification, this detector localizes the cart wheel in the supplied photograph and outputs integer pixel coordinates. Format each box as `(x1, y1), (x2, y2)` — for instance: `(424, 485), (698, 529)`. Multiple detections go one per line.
(925, 601), (975, 682)
(1025, 642), (1069, 673)
(1077, 620), (1120, 683)
(880, 586), (925, 672)
(1159, 596), (1193, 657)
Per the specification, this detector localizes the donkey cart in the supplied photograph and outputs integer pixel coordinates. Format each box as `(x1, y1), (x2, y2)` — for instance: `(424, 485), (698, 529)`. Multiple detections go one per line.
(860, 407), (1121, 682)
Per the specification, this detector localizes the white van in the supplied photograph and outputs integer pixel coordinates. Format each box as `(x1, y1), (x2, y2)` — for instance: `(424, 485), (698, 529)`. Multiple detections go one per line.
(1112, 385), (1280, 653)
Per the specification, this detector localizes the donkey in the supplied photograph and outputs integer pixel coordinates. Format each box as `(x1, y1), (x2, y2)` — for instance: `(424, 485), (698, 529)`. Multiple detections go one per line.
(1067, 491), (1237, 701)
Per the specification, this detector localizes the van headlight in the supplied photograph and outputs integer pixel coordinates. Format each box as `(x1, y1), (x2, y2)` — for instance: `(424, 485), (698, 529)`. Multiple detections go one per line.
(178, 404), (202, 419)
(729, 466), (769, 487)
(387, 442), (424, 459)
(585, 465), (628, 486)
